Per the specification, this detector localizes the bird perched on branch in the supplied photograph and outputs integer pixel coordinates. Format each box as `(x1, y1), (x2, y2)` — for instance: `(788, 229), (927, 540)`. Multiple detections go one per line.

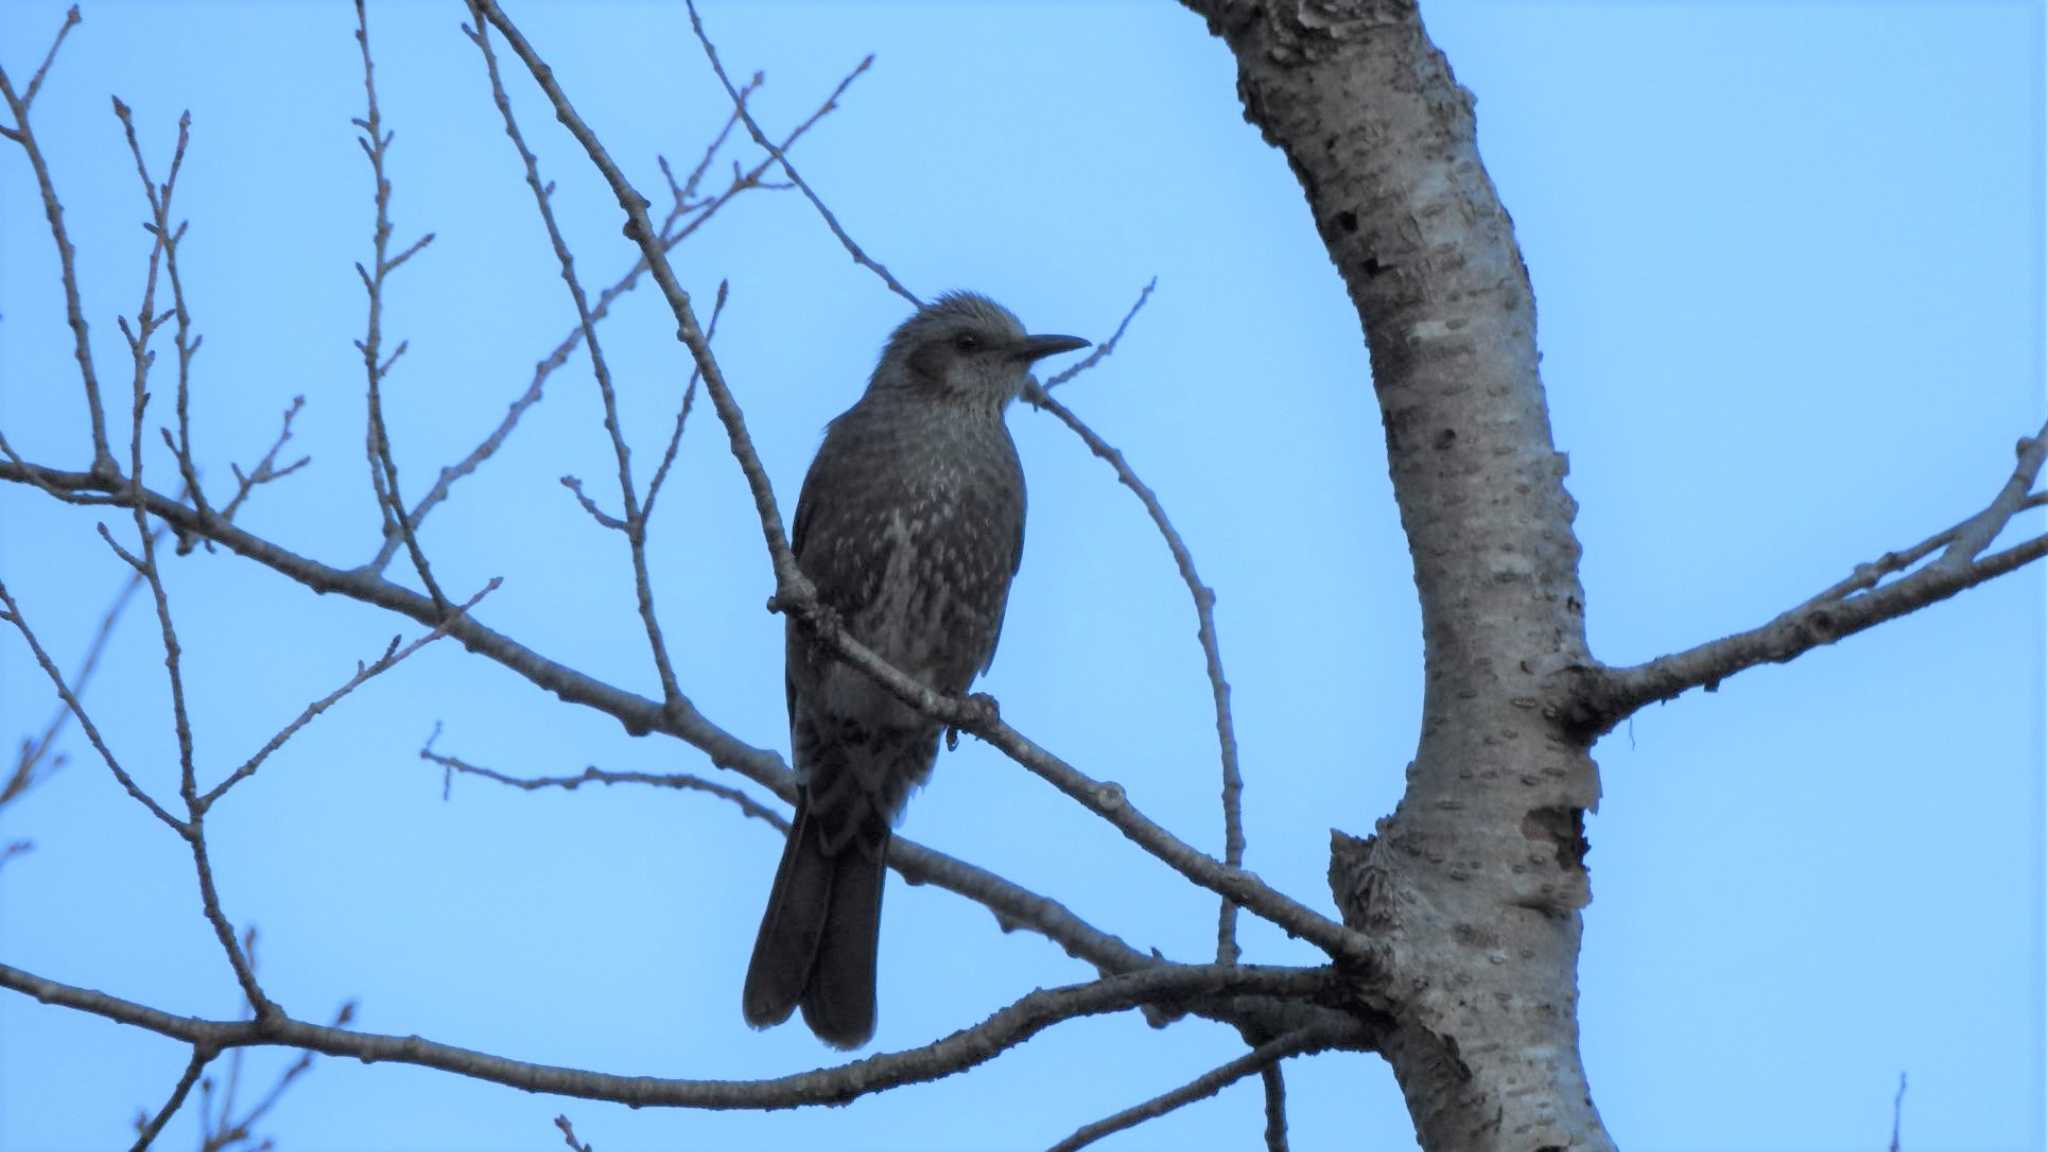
(742, 292), (1087, 1049)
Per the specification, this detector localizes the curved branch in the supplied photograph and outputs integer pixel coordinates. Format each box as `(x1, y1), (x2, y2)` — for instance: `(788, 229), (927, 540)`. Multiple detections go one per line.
(0, 959), (1339, 1111)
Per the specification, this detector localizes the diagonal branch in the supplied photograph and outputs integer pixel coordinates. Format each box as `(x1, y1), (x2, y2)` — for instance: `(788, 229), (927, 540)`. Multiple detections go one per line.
(199, 580), (498, 811)
(684, 2), (916, 306)
(1576, 418), (2048, 734)
(1037, 277), (1155, 391)
(130, 1045), (215, 1152)
(0, 578), (185, 833)
(641, 279), (726, 522)
(468, 4), (687, 707)
(1044, 1023), (1351, 1152)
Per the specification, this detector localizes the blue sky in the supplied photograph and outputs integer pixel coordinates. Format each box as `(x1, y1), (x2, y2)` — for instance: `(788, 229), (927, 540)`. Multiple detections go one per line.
(1, 2), (2040, 1150)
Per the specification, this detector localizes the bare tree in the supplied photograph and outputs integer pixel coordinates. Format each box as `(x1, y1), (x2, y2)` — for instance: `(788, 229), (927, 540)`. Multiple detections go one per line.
(1, 3), (2036, 1150)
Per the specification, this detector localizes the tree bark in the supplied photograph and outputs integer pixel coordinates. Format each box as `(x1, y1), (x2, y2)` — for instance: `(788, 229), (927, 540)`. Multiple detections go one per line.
(1185, 2), (1611, 1148)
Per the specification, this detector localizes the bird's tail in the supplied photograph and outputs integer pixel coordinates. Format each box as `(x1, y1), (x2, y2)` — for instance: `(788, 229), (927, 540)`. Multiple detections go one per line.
(742, 795), (888, 1049)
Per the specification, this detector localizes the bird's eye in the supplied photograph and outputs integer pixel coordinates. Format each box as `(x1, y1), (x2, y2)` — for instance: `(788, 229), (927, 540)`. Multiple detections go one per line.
(952, 333), (980, 353)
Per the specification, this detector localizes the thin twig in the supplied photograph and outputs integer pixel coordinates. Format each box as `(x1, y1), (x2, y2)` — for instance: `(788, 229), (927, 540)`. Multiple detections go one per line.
(368, 61), (862, 572)
(555, 1115), (595, 1152)
(1038, 277), (1156, 391)
(0, 4), (112, 472)
(468, 5), (684, 708)
(105, 83), (271, 1021)
(113, 98), (210, 520)
(199, 579), (498, 811)
(421, 724), (785, 827)
(1583, 420), (2048, 732)
(1045, 1025), (1349, 1152)
(130, 1045), (215, 1152)
(642, 279), (727, 521)
(1888, 1071), (1907, 1152)
(352, 0), (446, 616)
(1027, 294), (1247, 964)
(217, 396), (310, 526)
(684, 4), (915, 306)
(5, 561), (150, 810)
(1259, 1063), (1290, 1152)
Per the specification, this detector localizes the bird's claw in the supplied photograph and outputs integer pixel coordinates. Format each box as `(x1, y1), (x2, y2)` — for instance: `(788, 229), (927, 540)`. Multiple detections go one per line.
(945, 694), (1002, 751)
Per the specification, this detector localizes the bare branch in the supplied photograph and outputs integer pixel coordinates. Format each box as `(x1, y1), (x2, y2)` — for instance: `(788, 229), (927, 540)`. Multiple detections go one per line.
(5, 561), (148, 811)
(1044, 1024), (1352, 1152)
(113, 98), (209, 520)
(0, 457), (1356, 1039)
(1888, 1071), (1907, 1152)
(422, 726), (784, 828)
(200, 579), (498, 811)
(0, 3), (112, 472)
(1938, 420), (2048, 568)
(19, 5), (80, 110)
(216, 396), (310, 526)
(554, 1115), (595, 1152)
(1038, 277), (1156, 391)
(1, 569), (185, 836)
(1027, 282), (1248, 964)
(369, 59), (864, 572)
(353, 0), (447, 617)
(642, 279), (728, 522)
(559, 475), (626, 531)
(1259, 1063), (1290, 1152)
(2, 959), (1342, 1110)
(101, 141), (274, 1018)
(1578, 419), (2048, 733)
(684, 4), (915, 306)
(4, 387), (300, 828)
(131, 1046), (215, 1152)
(468, 4), (684, 708)
(413, 730), (1180, 978)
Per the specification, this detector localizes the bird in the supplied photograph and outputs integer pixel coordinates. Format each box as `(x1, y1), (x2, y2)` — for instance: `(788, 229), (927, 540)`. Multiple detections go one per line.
(742, 292), (1088, 1049)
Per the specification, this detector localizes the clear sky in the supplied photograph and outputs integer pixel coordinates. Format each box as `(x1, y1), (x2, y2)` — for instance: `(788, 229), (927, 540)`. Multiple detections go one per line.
(1, 2), (2040, 1150)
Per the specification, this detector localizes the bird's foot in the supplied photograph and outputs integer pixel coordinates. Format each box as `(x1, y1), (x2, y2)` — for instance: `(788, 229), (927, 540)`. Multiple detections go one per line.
(946, 693), (1002, 751)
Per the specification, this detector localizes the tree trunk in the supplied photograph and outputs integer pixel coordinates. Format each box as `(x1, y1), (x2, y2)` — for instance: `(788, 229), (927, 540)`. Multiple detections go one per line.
(1186, 2), (1613, 1147)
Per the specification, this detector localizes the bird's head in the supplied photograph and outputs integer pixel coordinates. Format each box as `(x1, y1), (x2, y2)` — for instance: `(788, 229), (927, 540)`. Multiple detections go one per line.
(871, 292), (1088, 411)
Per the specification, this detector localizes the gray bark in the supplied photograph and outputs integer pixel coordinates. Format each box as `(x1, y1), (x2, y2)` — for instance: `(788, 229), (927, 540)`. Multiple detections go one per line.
(1184, 2), (1613, 1147)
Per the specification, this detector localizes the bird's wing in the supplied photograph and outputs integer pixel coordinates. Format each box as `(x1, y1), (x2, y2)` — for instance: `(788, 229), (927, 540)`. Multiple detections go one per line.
(979, 460), (1027, 675)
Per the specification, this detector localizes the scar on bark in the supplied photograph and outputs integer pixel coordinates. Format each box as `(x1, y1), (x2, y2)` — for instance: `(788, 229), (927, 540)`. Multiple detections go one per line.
(1521, 806), (1587, 872)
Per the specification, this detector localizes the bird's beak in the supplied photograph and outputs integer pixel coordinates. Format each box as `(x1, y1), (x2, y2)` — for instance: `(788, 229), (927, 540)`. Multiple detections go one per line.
(1011, 333), (1091, 363)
